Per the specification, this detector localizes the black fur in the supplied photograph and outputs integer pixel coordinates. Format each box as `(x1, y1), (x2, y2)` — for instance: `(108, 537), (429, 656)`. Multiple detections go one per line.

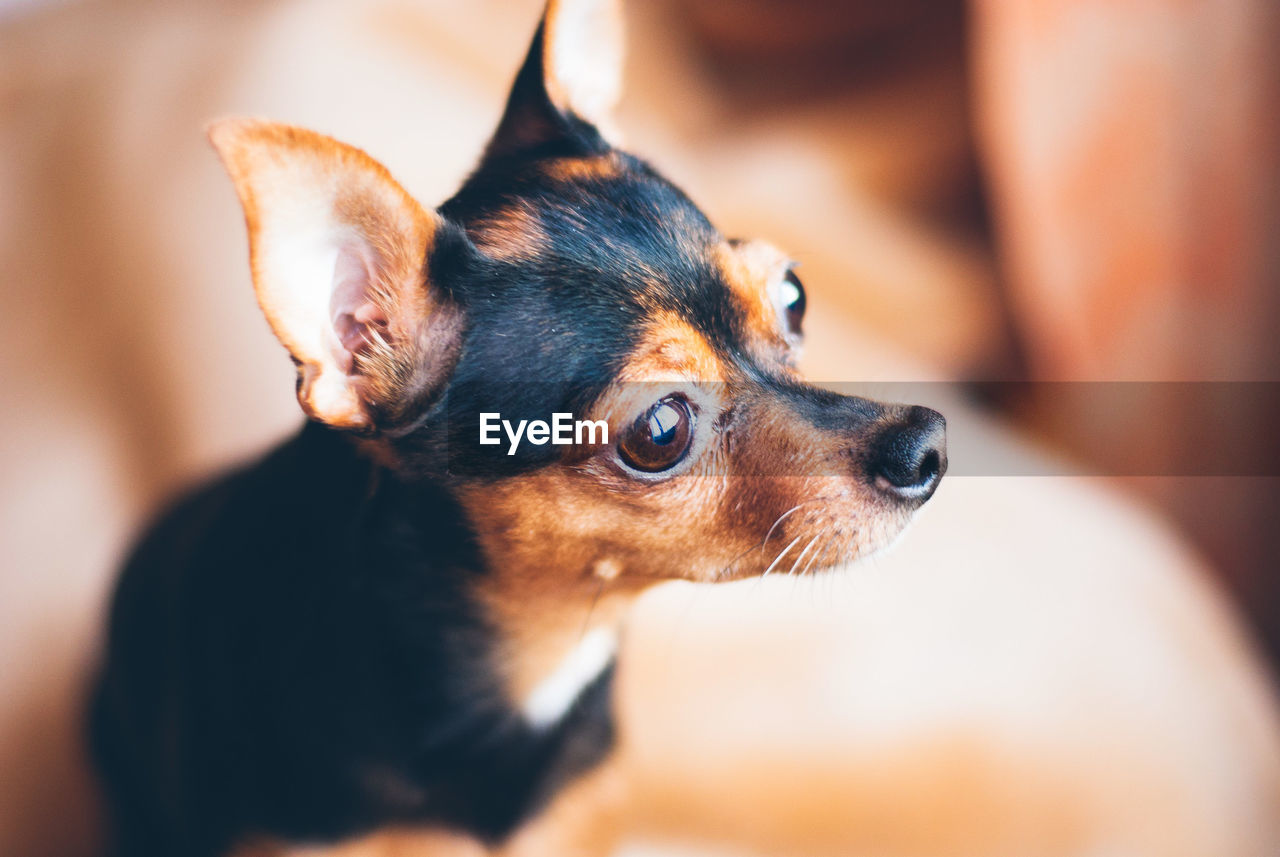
(91, 420), (621, 856)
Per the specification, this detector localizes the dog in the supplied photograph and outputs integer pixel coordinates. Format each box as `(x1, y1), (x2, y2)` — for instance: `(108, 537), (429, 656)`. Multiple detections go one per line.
(87, 1), (948, 855)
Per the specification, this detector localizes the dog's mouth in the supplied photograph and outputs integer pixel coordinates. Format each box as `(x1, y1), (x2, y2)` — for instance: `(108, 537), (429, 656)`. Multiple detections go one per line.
(708, 471), (940, 583)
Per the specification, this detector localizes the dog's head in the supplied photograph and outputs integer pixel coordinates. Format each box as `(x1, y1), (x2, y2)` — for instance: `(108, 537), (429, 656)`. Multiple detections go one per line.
(211, 0), (945, 590)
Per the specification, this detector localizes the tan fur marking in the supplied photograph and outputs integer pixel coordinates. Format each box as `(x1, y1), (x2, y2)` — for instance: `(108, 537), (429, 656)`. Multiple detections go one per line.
(615, 311), (724, 383)
(470, 201), (550, 263)
(541, 153), (622, 183)
(716, 239), (798, 364)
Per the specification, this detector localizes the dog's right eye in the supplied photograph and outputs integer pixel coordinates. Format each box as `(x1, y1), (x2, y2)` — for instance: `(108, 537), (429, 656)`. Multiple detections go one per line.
(779, 269), (806, 337)
(618, 395), (694, 473)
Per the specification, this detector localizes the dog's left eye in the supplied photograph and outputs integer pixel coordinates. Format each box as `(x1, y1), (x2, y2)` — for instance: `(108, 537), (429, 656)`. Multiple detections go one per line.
(779, 269), (806, 337)
(618, 395), (694, 473)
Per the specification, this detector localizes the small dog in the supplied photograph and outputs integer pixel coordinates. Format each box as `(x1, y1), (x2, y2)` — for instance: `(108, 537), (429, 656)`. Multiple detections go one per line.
(90, 1), (945, 855)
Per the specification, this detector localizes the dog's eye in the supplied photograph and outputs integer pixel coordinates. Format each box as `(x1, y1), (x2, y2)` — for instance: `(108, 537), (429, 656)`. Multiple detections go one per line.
(618, 395), (694, 473)
(779, 269), (806, 337)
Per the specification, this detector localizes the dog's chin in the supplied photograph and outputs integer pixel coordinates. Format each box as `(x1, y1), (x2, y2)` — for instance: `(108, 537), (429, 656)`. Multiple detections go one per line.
(856, 512), (918, 565)
(854, 497), (941, 565)
(696, 506), (915, 584)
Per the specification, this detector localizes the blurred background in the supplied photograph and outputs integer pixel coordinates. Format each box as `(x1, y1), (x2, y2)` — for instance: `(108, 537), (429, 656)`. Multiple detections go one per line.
(1, 0), (1277, 854)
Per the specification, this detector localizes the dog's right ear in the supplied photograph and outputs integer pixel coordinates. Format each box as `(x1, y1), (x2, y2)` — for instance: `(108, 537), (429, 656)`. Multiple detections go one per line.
(485, 0), (626, 160)
(209, 119), (465, 431)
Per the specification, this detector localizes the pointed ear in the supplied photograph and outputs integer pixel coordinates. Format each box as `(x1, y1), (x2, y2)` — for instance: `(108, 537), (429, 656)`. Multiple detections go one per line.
(209, 119), (463, 431)
(486, 0), (626, 159)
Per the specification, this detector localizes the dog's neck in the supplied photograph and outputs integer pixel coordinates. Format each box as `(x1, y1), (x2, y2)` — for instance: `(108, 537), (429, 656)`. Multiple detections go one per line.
(476, 576), (641, 729)
(358, 432), (641, 733)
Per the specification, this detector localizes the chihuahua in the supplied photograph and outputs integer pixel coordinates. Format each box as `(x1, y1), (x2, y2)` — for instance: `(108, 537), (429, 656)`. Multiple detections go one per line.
(90, 1), (945, 855)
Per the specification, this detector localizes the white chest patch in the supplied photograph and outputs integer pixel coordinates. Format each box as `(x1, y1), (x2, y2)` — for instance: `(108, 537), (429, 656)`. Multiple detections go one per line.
(522, 627), (618, 730)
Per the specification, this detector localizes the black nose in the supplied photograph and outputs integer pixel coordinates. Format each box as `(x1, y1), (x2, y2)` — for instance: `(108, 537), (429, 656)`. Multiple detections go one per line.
(869, 406), (947, 501)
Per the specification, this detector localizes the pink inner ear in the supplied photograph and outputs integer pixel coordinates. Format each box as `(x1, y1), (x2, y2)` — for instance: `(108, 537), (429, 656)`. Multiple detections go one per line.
(330, 243), (389, 375)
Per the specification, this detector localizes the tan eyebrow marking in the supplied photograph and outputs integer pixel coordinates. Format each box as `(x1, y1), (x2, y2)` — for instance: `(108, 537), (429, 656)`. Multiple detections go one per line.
(617, 310), (725, 383)
(541, 153), (623, 183)
(716, 238), (797, 356)
(469, 201), (549, 263)
(583, 311), (727, 437)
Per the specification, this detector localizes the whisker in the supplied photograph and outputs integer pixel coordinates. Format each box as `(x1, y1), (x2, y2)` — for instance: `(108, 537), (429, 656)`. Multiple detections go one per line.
(761, 534), (805, 578)
(801, 530), (833, 578)
(787, 534), (822, 577)
(713, 493), (845, 582)
(577, 577), (606, 641)
(759, 503), (806, 557)
(714, 495), (834, 581)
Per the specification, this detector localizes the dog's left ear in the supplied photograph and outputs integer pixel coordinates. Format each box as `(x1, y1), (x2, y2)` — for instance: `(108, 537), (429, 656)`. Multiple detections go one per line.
(486, 0), (625, 160)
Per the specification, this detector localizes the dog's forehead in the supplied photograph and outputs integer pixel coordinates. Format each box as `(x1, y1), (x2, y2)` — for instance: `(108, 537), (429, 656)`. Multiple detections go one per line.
(430, 150), (802, 428)
(446, 152), (725, 314)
